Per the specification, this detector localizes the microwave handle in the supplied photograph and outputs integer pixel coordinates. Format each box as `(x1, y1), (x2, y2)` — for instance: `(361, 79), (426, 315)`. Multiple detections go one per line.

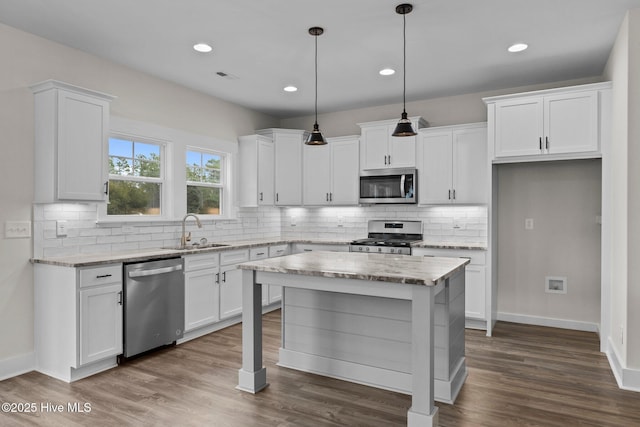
(400, 174), (406, 196)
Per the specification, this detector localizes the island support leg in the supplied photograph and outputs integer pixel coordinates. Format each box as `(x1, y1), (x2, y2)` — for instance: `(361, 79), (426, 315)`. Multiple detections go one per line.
(237, 269), (268, 393)
(407, 284), (439, 427)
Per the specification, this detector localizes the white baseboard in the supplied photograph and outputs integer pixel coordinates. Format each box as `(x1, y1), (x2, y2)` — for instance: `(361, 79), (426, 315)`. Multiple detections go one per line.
(606, 338), (640, 392)
(0, 352), (35, 381)
(496, 312), (599, 333)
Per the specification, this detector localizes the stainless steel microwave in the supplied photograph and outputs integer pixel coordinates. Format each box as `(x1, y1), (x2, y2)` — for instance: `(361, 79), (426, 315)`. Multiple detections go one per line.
(359, 168), (417, 204)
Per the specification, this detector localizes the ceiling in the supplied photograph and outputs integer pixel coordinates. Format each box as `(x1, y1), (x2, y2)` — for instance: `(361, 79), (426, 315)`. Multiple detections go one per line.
(1, 0), (639, 118)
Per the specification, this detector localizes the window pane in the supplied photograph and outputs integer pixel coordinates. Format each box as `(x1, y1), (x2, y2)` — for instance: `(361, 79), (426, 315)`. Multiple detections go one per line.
(186, 165), (201, 182)
(107, 180), (161, 215)
(109, 157), (133, 176)
(187, 185), (220, 215)
(135, 142), (160, 158)
(109, 138), (132, 157)
(186, 151), (201, 167)
(204, 169), (220, 183)
(135, 159), (161, 178)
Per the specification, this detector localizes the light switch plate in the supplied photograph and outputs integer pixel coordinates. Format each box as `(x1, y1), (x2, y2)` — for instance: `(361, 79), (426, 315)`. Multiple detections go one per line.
(5, 221), (32, 238)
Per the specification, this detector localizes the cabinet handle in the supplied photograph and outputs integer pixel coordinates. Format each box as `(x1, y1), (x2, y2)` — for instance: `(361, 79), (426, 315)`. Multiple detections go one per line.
(96, 274), (112, 279)
(539, 137), (542, 150)
(276, 193), (279, 202)
(222, 271), (226, 283)
(453, 189), (456, 200)
(545, 136), (549, 150)
(329, 193), (332, 202)
(259, 192), (263, 201)
(257, 252), (265, 256)
(215, 272), (220, 283)
(326, 193), (329, 201)
(117, 291), (123, 305)
(388, 155), (391, 165)
(448, 189), (452, 200)
(104, 181), (109, 196)
(303, 249), (312, 252)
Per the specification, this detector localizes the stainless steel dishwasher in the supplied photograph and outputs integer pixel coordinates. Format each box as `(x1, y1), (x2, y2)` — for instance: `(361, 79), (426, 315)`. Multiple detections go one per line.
(123, 257), (184, 358)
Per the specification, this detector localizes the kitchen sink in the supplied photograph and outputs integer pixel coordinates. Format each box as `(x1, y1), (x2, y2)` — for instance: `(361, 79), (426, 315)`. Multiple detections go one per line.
(164, 243), (229, 251)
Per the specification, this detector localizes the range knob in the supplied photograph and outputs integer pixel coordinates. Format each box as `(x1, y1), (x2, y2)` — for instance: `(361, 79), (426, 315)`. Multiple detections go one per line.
(390, 248), (395, 253)
(377, 247), (382, 253)
(358, 247), (363, 252)
(365, 247), (370, 252)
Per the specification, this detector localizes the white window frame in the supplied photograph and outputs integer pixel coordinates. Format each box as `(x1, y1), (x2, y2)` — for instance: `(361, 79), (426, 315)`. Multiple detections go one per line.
(186, 146), (227, 218)
(99, 133), (169, 222)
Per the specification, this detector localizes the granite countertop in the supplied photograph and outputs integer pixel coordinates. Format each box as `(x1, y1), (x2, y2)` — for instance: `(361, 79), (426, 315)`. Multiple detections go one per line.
(411, 241), (488, 250)
(238, 251), (469, 286)
(31, 237), (486, 268)
(30, 238), (354, 267)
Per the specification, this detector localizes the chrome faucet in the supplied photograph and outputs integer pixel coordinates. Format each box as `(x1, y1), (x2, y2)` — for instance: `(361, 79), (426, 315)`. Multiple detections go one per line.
(181, 213), (202, 249)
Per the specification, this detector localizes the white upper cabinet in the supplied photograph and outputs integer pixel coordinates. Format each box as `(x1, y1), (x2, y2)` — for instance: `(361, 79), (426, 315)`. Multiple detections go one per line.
(417, 123), (488, 205)
(358, 117), (428, 171)
(485, 82), (611, 162)
(238, 134), (274, 207)
(303, 136), (359, 206)
(31, 80), (115, 202)
(258, 129), (307, 206)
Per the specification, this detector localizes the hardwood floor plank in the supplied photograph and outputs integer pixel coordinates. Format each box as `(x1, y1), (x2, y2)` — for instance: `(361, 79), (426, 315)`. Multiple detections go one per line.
(1, 311), (638, 426)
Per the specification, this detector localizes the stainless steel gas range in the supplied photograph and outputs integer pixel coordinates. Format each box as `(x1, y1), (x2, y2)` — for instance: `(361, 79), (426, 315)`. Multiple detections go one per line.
(349, 220), (423, 255)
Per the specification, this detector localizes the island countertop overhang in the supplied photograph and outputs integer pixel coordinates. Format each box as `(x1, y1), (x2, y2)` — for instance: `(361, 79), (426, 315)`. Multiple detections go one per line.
(238, 251), (469, 286)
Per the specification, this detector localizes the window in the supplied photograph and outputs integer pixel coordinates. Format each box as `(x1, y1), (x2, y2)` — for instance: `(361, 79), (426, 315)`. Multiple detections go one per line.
(186, 149), (224, 215)
(107, 137), (163, 216)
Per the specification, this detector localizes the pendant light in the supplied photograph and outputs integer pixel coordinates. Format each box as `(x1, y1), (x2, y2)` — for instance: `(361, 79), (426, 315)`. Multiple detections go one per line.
(392, 3), (417, 137)
(305, 26), (327, 145)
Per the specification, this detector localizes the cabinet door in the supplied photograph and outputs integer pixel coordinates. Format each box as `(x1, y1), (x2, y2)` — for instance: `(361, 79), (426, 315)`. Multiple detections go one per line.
(360, 125), (389, 170)
(418, 131), (453, 204)
(79, 283), (123, 365)
(389, 130), (417, 168)
(57, 90), (109, 201)
(219, 265), (243, 319)
(544, 91), (598, 155)
(257, 140), (275, 205)
(184, 268), (220, 331)
(268, 285), (283, 304)
(275, 133), (303, 205)
(330, 138), (360, 205)
(494, 97), (543, 158)
(303, 143), (331, 205)
(464, 265), (486, 319)
(452, 127), (488, 204)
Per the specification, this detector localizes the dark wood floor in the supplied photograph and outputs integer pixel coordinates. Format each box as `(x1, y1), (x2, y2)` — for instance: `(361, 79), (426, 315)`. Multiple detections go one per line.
(2, 310), (639, 426)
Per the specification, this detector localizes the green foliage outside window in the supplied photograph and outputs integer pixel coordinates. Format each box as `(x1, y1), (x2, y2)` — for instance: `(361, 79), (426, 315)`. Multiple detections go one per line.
(187, 150), (222, 215)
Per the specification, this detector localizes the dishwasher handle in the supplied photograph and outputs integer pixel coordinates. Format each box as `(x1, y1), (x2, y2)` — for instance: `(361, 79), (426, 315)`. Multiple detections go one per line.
(128, 264), (183, 278)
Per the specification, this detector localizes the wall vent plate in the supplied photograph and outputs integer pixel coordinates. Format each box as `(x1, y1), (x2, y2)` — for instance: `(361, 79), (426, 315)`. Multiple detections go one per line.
(545, 276), (567, 294)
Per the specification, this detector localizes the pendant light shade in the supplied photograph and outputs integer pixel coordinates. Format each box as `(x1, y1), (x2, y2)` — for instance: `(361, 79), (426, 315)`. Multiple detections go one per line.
(392, 3), (417, 137)
(305, 26), (327, 145)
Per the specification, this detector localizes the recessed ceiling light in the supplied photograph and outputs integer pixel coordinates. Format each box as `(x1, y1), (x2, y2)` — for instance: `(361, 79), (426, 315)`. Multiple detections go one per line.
(284, 86), (298, 92)
(379, 68), (396, 76)
(508, 43), (528, 53)
(193, 43), (212, 53)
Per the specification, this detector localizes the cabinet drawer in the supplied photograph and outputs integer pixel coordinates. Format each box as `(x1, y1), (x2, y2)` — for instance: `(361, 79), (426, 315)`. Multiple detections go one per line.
(294, 243), (349, 253)
(79, 264), (122, 288)
(269, 244), (290, 257)
(184, 253), (219, 272)
(250, 247), (269, 260)
(220, 249), (249, 265)
(413, 248), (486, 265)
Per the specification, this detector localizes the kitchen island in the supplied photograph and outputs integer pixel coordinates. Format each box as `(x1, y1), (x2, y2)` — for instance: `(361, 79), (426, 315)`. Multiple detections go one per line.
(237, 251), (469, 427)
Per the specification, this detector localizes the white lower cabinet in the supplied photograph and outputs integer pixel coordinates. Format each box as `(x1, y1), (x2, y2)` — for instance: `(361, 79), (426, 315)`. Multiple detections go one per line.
(79, 282), (123, 365)
(35, 263), (123, 382)
(183, 253), (220, 332)
(412, 248), (487, 328)
(265, 244), (290, 304)
(219, 249), (249, 319)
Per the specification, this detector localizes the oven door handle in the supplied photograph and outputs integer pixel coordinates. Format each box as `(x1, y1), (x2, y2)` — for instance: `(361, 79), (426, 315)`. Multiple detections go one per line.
(128, 264), (183, 278)
(400, 174), (406, 196)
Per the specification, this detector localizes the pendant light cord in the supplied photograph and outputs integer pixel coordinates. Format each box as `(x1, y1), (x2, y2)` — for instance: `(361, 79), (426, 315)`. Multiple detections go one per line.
(314, 33), (319, 126)
(402, 11), (407, 114)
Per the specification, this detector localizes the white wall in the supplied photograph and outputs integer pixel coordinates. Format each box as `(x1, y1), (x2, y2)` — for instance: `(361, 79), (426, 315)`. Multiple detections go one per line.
(0, 22), (278, 367)
(496, 160), (602, 326)
(603, 8), (640, 374)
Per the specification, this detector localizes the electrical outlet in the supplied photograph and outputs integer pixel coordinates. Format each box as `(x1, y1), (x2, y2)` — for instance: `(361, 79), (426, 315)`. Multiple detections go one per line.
(55, 220), (67, 237)
(525, 218), (534, 230)
(5, 221), (32, 238)
(337, 216), (343, 227)
(290, 216), (296, 226)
